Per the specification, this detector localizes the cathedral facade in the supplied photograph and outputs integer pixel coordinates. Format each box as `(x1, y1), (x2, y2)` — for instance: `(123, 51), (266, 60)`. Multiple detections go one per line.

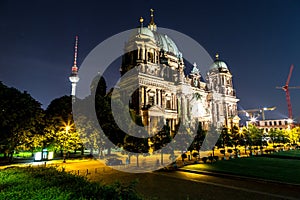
(119, 11), (240, 135)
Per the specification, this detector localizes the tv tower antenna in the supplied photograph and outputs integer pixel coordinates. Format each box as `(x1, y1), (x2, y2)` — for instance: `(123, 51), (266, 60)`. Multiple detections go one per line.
(69, 36), (80, 102)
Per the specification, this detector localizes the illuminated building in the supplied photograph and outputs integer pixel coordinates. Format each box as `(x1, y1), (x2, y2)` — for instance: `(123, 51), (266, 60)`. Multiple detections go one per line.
(119, 10), (240, 134)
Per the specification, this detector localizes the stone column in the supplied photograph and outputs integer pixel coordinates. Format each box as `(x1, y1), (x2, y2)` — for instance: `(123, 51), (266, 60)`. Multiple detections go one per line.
(140, 86), (143, 108)
(144, 87), (147, 108)
(156, 89), (158, 105)
(161, 90), (165, 108)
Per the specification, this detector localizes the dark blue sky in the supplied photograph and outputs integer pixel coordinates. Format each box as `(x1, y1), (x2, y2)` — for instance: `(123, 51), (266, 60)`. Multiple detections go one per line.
(1, 0), (300, 121)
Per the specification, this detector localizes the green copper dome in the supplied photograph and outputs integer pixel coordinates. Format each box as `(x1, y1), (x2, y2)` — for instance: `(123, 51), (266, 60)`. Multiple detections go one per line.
(129, 27), (182, 58)
(209, 53), (228, 70)
(129, 27), (155, 40)
(153, 32), (181, 57)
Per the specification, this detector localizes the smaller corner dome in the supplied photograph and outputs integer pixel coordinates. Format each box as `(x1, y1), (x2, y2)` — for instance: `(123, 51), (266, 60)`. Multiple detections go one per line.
(209, 53), (228, 70)
(210, 60), (228, 70)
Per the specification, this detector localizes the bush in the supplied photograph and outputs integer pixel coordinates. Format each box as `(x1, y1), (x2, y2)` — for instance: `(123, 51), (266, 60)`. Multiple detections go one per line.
(202, 157), (208, 163)
(208, 156), (214, 163)
(0, 167), (142, 200)
(192, 152), (199, 160)
(181, 153), (187, 161)
(265, 149), (269, 154)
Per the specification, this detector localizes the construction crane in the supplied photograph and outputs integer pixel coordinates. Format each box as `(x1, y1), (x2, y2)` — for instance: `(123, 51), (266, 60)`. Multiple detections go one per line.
(238, 106), (276, 121)
(276, 64), (300, 119)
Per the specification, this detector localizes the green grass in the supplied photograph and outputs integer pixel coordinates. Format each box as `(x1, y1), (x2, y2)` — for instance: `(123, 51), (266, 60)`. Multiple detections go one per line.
(0, 152), (33, 158)
(184, 156), (300, 184)
(0, 167), (142, 200)
(272, 149), (300, 157)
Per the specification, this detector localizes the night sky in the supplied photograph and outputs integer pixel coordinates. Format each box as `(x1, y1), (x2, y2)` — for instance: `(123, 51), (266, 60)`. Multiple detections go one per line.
(1, 0), (300, 122)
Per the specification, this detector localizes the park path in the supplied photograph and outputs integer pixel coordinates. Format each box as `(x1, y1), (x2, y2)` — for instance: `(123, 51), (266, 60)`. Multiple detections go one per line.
(48, 160), (300, 200)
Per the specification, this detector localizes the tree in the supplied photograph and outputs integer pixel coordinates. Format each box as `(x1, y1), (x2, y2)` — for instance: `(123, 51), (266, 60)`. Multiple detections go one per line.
(285, 127), (300, 145)
(241, 126), (250, 155)
(216, 126), (231, 150)
(150, 120), (172, 165)
(44, 96), (82, 157)
(269, 128), (281, 147)
(247, 124), (264, 155)
(0, 82), (44, 161)
(231, 125), (242, 157)
(189, 122), (206, 157)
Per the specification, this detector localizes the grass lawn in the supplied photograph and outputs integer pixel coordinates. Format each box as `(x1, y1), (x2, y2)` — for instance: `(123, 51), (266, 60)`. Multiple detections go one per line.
(0, 166), (142, 200)
(0, 151), (33, 158)
(183, 156), (300, 184)
(272, 149), (300, 157)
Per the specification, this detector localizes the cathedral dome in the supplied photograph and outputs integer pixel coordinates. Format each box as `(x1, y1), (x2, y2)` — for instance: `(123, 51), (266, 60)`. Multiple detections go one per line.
(209, 53), (228, 70)
(153, 32), (181, 57)
(129, 27), (181, 58)
(129, 27), (155, 40)
(128, 11), (182, 59)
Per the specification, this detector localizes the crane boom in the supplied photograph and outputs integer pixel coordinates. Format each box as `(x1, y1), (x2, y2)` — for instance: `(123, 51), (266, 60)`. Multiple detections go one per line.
(285, 64), (294, 86)
(238, 106), (276, 120)
(275, 64), (299, 120)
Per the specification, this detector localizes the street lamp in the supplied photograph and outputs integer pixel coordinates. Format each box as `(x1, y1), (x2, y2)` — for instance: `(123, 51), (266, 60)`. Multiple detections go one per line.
(63, 125), (70, 163)
(250, 117), (257, 124)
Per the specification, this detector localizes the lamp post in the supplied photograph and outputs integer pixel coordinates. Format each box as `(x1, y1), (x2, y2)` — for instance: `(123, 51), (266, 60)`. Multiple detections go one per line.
(63, 125), (70, 163)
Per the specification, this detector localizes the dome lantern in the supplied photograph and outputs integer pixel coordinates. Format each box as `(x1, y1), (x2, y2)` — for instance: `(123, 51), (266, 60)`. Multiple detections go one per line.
(148, 8), (157, 31)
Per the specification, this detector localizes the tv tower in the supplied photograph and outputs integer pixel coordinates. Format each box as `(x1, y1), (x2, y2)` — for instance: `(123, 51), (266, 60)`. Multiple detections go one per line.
(69, 36), (80, 102)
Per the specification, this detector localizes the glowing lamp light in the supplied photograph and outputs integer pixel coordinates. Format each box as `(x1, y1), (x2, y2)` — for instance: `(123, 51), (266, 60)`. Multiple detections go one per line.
(250, 117), (257, 123)
(287, 118), (293, 124)
(65, 125), (70, 132)
(48, 152), (54, 160)
(34, 152), (42, 161)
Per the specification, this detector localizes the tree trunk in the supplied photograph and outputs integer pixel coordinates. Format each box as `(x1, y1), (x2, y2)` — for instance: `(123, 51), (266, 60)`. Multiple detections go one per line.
(9, 151), (14, 163)
(161, 150), (164, 165)
(128, 155), (131, 164)
(99, 147), (103, 159)
(136, 154), (139, 167)
(234, 144), (238, 157)
(81, 147), (84, 155)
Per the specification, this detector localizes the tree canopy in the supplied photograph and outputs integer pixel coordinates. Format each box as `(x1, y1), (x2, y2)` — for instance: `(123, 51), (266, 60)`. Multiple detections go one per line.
(0, 82), (44, 160)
